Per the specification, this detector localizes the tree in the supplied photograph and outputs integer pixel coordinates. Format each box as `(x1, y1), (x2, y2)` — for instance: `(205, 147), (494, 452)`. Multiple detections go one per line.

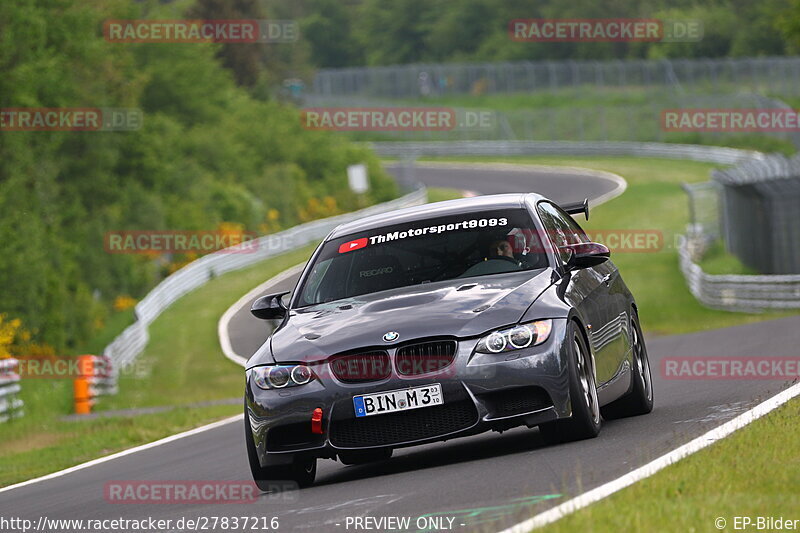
(301, 0), (363, 67)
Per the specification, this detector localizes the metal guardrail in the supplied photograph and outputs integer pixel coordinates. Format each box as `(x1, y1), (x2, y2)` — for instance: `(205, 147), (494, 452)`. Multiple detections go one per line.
(0, 358), (24, 423)
(370, 140), (761, 165)
(102, 188), (428, 372)
(679, 238), (800, 311)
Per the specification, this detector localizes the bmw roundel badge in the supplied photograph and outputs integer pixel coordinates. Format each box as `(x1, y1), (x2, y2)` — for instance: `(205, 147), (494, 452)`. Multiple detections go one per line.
(383, 331), (399, 342)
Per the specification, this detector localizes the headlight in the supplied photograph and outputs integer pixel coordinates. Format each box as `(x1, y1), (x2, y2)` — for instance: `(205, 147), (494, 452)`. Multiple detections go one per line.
(475, 319), (553, 354)
(250, 365), (316, 390)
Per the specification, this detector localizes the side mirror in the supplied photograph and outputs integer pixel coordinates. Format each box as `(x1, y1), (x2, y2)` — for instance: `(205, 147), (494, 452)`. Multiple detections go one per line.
(563, 242), (610, 270)
(251, 292), (290, 320)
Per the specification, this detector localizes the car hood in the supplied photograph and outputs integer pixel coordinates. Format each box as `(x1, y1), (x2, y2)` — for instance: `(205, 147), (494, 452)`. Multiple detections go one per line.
(260, 269), (554, 365)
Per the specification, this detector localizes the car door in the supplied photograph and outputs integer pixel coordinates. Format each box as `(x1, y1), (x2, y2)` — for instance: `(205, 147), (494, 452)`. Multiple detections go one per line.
(537, 202), (623, 386)
(584, 256), (630, 384)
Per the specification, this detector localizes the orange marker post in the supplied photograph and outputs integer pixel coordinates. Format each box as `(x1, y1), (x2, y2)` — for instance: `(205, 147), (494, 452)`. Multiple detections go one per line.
(73, 355), (95, 414)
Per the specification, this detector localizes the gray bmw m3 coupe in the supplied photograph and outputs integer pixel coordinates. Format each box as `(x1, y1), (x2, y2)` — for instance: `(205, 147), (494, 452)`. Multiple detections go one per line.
(244, 193), (653, 489)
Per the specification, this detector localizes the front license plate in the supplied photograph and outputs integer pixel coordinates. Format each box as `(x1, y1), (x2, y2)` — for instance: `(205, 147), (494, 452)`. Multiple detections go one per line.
(353, 384), (443, 418)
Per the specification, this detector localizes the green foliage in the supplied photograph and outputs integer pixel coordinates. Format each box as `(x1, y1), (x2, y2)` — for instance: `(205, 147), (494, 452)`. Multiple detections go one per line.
(187, 0), (265, 87)
(300, 0), (364, 68)
(0, 0), (397, 351)
(295, 0), (794, 68)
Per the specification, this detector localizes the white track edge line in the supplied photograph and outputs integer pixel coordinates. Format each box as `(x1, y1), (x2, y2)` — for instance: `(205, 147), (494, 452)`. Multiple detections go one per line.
(218, 263), (306, 368)
(0, 414), (242, 495)
(497, 381), (800, 533)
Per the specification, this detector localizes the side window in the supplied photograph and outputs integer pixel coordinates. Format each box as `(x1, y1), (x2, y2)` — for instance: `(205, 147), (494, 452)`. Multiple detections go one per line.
(536, 201), (589, 264)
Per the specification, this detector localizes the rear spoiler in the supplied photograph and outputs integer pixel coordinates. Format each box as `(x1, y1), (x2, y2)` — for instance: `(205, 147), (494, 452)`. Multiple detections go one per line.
(560, 198), (589, 220)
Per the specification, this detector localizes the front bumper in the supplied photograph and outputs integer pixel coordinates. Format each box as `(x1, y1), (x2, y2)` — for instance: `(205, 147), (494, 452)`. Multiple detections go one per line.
(245, 319), (572, 467)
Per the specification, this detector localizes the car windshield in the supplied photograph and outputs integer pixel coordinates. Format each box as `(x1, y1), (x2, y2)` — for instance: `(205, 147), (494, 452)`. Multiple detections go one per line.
(296, 208), (547, 306)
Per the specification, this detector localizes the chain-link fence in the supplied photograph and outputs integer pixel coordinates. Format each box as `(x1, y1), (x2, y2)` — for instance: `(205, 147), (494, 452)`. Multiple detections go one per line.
(680, 153), (800, 310)
(311, 57), (800, 99)
(682, 181), (721, 249)
(712, 154), (800, 275)
(305, 93), (798, 146)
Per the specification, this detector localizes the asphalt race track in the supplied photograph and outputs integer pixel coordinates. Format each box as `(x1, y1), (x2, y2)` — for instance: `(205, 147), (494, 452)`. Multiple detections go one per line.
(2, 163), (798, 533)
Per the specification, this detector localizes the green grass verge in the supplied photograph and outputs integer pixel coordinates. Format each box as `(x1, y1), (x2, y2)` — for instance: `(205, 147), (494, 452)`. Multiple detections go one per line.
(427, 187), (467, 203)
(417, 155), (797, 335)
(539, 397), (800, 533)
(82, 308), (135, 356)
(698, 240), (759, 275)
(399, 86), (723, 112)
(367, 87), (797, 154)
(0, 245), (317, 487)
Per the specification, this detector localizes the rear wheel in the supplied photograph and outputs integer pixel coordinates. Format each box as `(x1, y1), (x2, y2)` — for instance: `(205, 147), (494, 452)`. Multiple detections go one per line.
(538, 321), (601, 444)
(601, 311), (654, 419)
(338, 448), (393, 466)
(244, 407), (317, 490)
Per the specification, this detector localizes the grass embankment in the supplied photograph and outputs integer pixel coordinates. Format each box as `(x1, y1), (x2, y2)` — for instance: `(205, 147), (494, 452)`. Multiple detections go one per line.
(541, 396), (800, 533)
(698, 240), (759, 275)
(381, 86), (797, 154)
(0, 245), (317, 487)
(421, 155), (796, 335)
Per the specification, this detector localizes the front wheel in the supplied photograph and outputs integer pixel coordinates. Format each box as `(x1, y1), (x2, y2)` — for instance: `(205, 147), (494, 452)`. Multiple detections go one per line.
(538, 321), (601, 445)
(601, 310), (654, 419)
(245, 408), (317, 490)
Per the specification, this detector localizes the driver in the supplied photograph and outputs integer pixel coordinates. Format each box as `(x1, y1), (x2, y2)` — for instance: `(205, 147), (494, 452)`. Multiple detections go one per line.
(489, 239), (514, 259)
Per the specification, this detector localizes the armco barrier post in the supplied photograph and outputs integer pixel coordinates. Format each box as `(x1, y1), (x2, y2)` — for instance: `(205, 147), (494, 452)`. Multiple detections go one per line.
(73, 377), (91, 415)
(73, 354), (114, 415)
(73, 355), (94, 414)
(0, 358), (24, 422)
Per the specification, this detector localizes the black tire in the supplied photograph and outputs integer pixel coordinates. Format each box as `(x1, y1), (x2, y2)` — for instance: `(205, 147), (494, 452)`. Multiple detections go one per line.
(244, 407), (317, 490)
(338, 448), (393, 466)
(601, 310), (654, 419)
(538, 321), (601, 445)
